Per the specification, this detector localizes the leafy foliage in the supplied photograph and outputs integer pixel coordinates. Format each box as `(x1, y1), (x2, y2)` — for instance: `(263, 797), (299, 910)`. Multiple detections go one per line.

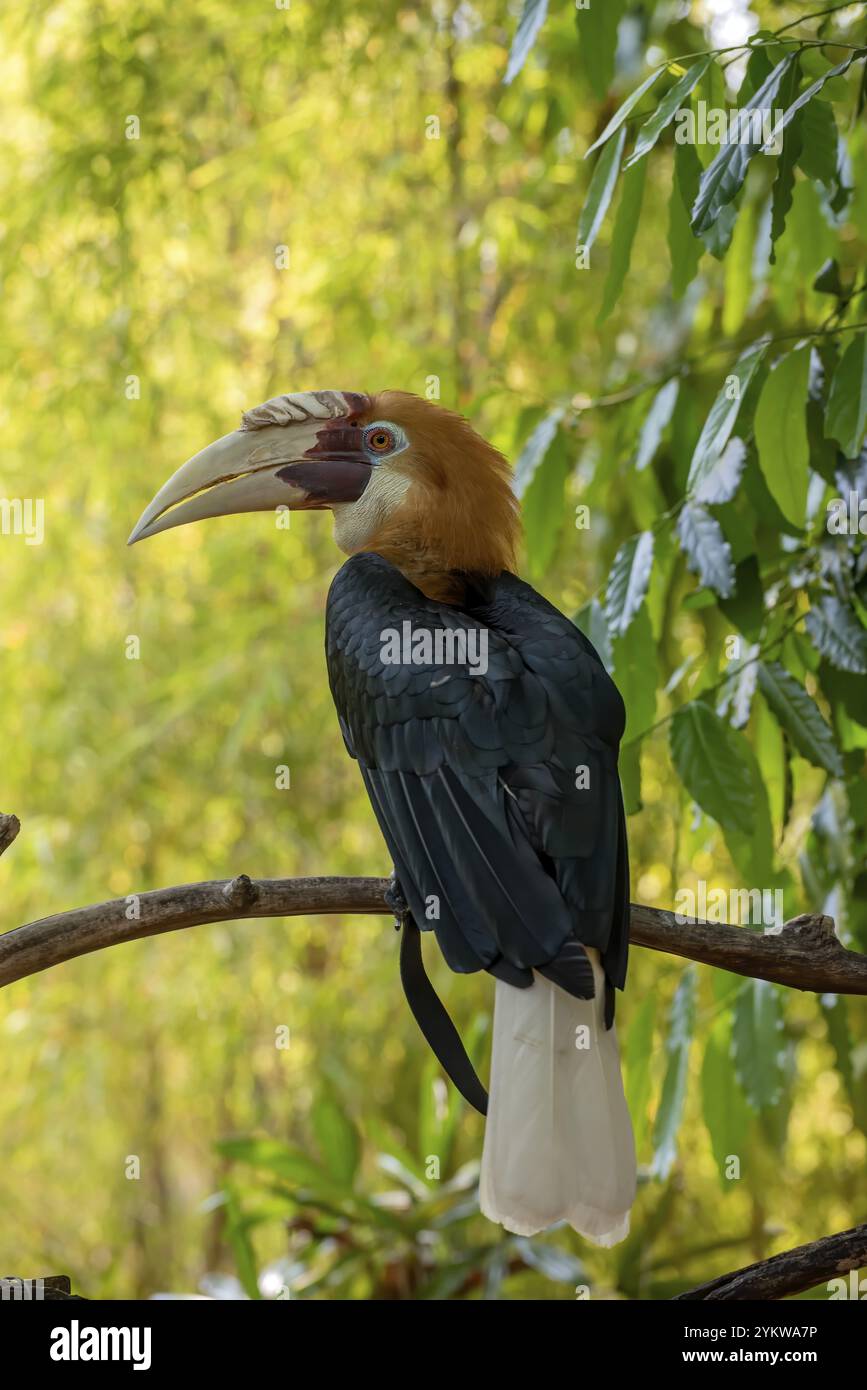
(651, 967), (696, 1180)
(217, 1075), (586, 1299)
(670, 703), (756, 834)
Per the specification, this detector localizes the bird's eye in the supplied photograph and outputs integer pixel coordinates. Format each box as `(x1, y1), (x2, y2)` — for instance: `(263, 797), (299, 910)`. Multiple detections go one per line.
(363, 421), (405, 460)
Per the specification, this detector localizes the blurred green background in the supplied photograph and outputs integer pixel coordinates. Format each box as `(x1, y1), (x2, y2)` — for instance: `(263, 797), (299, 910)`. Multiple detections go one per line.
(1, 0), (866, 1299)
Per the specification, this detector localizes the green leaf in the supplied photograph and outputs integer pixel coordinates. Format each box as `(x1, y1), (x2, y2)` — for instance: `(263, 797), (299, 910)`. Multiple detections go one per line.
(620, 737), (642, 815)
(742, 443), (801, 534)
(701, 1013), (752, 1188)
(597, 156), (647, 323)
(626, 992), (656, 1157)
(418, 1055), (458, 1176)
(576, 0), (625, 101)
(722, 738), (776, 885)
(820, 994), (867, 1137)
(687, 341), (767, 493)
(822, 989), (855, 1086)
(722, 195), (755, 335)
(222, 1187), (262, 1299)
(806, 595), (867, 675)
(614, 603), (658, 744)
(312, 1086), (361, 1187)
(767, 53), (802, 263)
(668, 141), (703, 299)
(217, 1137), (337, 1192)
(732, 980), (786, 1112)
(694, 436), (747, 505)
(635, 378), (679, 471)
(739, 33), (788, 100)
(625, 58), (711, 167)
(574, 596), (613, 671)
(719, 553), (764, 639)
(813, 257), (845, 295)
(697, 202), (739, 262)
(577, 125), (626, 253)
(772, 54), (857, 144)
(512, 1237), (585, 1284)
(820, 659), (867, 738)
(519, 420), (571, 578)
(759, 1037), (797, 1152)
(701, 201), (738, 261)
(798, 99), (839, 186)
(651, 967), (697, 1179)
(717, 641), (759, 730)
(757, 660), (843, 777)
(605, 530), (655, 635)
(755, 693), (787, 837)
(754, 346), (810, 527)
(770, 113), (803, 262)
(504, 0), (549, 85)
(375, 1152), (428, 1200)
(421, 1014), (486, 1173)
(585, 68), (662, 157)
(690, 54), (798, 235)
(676, 502), (735, 597)
(669, 701), (756, 833)
(681, 588), (721, 613)
(693, 59), (727, 168)
(825, 332), (867, 458)
(772, 178), (837, 312)
(513, 408), (564, 497)
(646, 524), (676, 639)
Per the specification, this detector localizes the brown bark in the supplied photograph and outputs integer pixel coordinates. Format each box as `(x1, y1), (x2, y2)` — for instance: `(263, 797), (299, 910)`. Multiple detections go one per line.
(0, 819), (864, 994)
(676, 1221), (867, 1300)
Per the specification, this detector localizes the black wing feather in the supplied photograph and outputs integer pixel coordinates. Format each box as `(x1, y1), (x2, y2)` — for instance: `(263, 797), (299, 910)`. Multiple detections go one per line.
(326, 552), (630, 1003)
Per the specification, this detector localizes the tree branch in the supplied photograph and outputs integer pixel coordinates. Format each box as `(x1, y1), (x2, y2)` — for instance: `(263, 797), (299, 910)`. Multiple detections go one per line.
(628, 903), (867, 993)
(0, 813), (865, 993)
(0, 813), (20, 859)
(675, 1221), (867, 1300)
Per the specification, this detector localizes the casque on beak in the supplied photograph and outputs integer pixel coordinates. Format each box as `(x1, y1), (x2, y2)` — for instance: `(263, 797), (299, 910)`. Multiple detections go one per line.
(128, 390), (373, 545)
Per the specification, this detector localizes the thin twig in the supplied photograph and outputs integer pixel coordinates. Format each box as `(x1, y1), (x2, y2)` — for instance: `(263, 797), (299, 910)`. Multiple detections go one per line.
(773, 3), (866, 39)
(571, 322), (867, 418)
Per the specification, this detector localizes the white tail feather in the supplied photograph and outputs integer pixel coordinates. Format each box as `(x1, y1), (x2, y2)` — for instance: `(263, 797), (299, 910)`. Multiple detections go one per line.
(480, 948), (636, 1245)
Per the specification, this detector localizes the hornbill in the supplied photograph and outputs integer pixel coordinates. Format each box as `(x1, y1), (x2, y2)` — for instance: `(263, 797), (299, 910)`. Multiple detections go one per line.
(129, 389), (636, 1244)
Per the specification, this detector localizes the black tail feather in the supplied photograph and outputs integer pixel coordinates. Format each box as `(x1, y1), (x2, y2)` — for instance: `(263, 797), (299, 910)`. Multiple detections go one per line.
(536, 937), (595, 999)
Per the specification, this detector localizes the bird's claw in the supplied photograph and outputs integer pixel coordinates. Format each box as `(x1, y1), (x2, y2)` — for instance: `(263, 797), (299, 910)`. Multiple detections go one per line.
(385, 872), (410, 930)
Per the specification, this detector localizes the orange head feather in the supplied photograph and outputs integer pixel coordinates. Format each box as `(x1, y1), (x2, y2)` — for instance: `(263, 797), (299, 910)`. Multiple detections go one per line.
(358, 391), (521, 603)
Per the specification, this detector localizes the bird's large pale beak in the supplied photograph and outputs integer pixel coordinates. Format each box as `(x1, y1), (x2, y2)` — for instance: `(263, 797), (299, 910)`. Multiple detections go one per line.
(128, 390), (372, 545)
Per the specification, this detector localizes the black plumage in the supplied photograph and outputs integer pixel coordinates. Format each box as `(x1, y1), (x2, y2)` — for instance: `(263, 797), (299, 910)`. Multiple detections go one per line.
(325, 552), (630, 1018)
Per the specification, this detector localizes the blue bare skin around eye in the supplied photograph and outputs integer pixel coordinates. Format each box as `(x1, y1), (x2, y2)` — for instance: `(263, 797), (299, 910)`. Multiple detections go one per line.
(362, 422), (408, 461)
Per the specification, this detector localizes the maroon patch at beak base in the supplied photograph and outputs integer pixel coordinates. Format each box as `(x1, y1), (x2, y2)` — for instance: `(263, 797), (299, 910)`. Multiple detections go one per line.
(275, 402), (374, 506)
(275, 458), (372, 507)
